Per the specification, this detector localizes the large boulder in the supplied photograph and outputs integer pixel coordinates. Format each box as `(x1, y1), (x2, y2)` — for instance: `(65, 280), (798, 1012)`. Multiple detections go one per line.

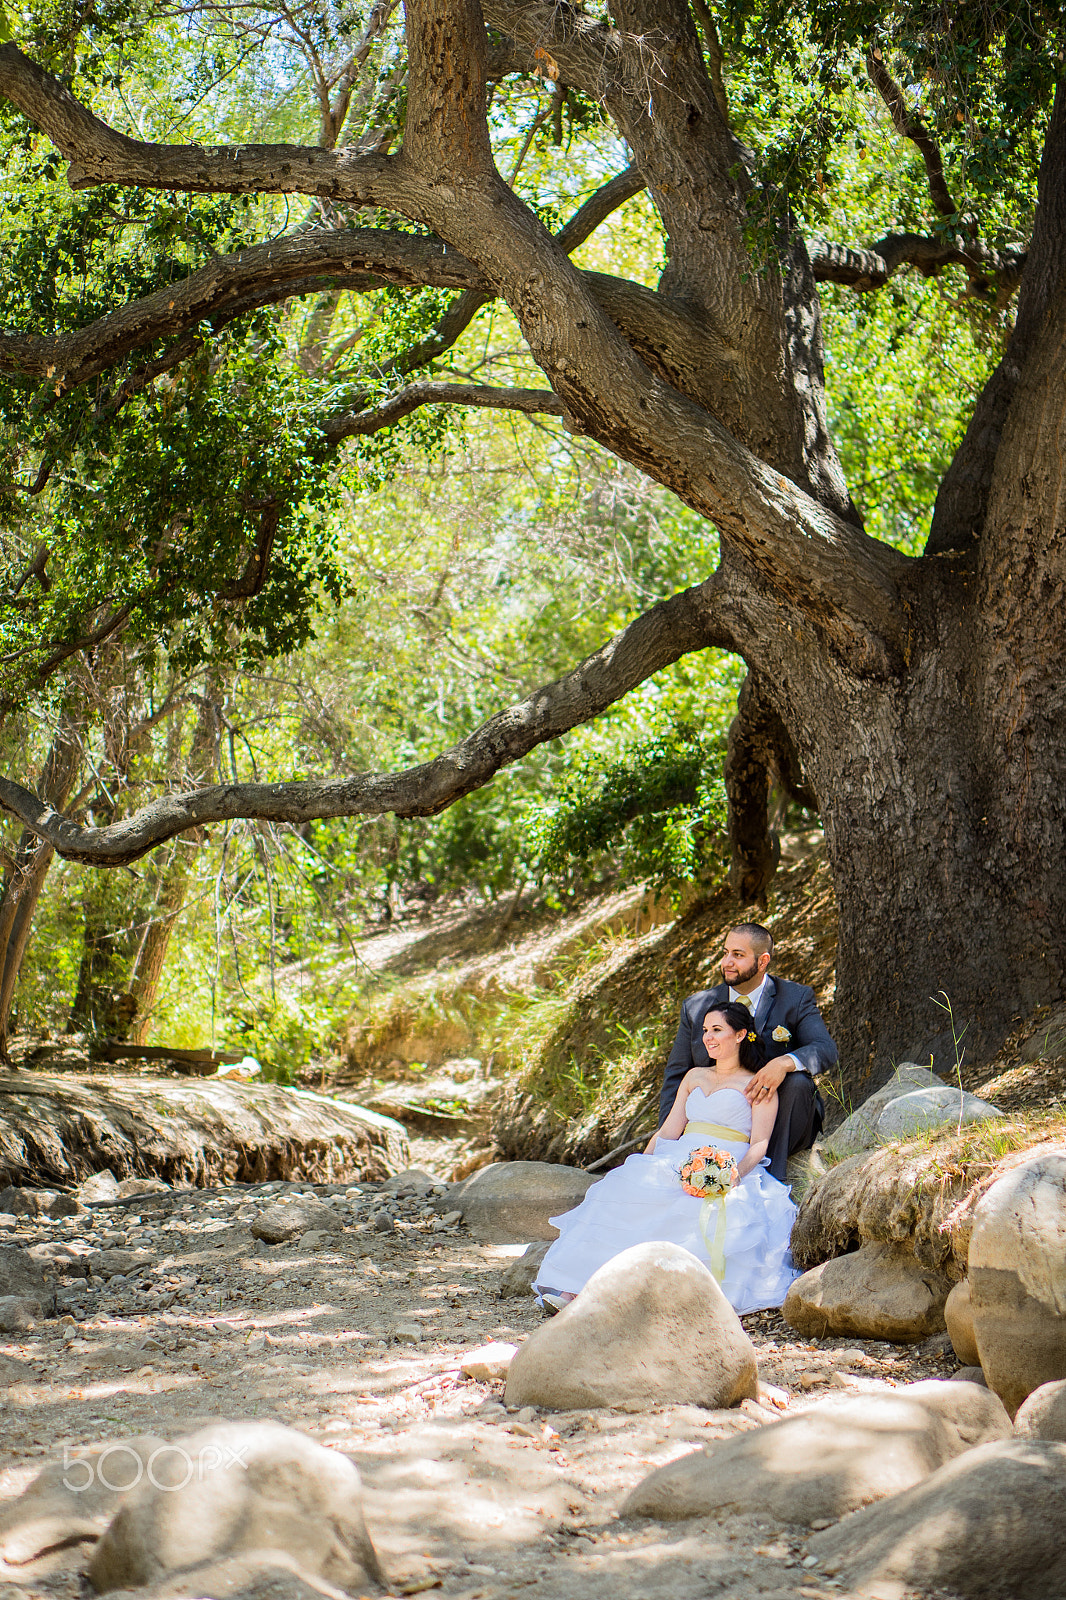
(88, 1421), (382, 1593)
(820, 1063), (945, 1158)
(0, 1436), (168, 1572)
(945, 1278), (981, 1366)
(449, 1161), (600, 1244)
(622, 1380), (1010, 1526)
(504, 1242), (757, 1411)
(875, 1085), (1002, 1141)
(807, 1439), (1066, 1599)
(791, 1140), (978, 1276)
(783, 1240), (953, 1342)
(1013, 1379), (1066, 1441)
(968, 1152), (1066, 1414)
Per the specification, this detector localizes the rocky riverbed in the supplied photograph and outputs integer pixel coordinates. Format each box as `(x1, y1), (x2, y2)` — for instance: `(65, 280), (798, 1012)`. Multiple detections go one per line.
(0, 1172), (968, 1600)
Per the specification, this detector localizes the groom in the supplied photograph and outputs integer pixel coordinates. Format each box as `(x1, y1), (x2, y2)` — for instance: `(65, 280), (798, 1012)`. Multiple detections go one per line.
(658, 922), (835, 1181)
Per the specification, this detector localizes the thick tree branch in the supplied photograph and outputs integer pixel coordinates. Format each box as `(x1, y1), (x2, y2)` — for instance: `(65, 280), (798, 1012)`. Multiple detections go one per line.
(3, 20), (902, 663)
(325, 380), (562, 442)
(867, 50), (957, 220)
(929, 77), (1066, 554)
(0, 167), (646, 394)
(0, 229), (483, 390)
(404, 0), (494, 175)
(0, 43), (413, 205)
(389, 163), (644, 375)
(554, 164), (645, 252)
(0, 577), (730, 866)
(810, 233), (1027, 294)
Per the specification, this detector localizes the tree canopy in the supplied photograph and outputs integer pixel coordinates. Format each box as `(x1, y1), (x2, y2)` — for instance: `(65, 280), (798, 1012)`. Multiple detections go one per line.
(1, 0), (1064, 1088)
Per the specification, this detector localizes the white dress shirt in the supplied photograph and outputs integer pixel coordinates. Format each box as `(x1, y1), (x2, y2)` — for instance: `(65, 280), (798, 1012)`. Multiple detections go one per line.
(728, 979), (805, 1074)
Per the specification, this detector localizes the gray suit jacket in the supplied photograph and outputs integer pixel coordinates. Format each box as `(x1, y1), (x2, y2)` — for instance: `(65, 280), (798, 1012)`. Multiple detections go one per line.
(658, 976), (837, 1126)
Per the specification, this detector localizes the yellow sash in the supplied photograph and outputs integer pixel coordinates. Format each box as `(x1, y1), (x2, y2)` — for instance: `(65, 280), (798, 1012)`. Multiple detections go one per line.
(685, 1120), (749, 1145)
(683, 1123), (747, 1283)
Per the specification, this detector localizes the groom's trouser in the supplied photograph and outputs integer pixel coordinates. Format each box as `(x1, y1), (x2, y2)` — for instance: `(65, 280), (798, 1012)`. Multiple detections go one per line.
(766, 1072), (823, 1183)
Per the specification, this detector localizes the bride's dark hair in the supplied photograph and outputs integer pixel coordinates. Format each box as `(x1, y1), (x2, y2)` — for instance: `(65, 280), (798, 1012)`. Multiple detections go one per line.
(705, 1002), (766, 1072)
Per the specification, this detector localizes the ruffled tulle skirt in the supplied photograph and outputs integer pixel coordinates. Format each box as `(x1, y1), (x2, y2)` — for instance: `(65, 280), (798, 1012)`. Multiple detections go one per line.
(534, 1132), (801, 1315)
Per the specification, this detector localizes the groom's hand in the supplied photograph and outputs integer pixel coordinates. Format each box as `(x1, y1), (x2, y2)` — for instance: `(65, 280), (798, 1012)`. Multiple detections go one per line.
(744, 1056), (791, 1104)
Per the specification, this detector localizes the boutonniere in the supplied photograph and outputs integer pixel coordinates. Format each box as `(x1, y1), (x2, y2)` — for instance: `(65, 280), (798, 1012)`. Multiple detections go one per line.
(772, 1025), (792, 1043)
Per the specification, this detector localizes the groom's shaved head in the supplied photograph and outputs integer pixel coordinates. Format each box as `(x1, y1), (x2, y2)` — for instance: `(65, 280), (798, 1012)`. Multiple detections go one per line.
(729, 922), (774, 960)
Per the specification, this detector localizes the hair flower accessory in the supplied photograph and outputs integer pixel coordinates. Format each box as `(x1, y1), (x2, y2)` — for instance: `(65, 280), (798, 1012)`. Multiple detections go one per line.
(747, 1030), (757, 1042)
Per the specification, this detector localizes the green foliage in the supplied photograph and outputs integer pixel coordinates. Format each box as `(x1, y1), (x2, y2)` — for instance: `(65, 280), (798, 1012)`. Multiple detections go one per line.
(720, 1), (1056, 257)
(822, 272), (1003, 551)
(524, 721), (727, 896)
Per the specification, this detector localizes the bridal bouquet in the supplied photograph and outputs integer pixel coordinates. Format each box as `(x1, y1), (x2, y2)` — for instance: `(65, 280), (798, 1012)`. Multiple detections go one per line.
(678, 1147), (737, 1198)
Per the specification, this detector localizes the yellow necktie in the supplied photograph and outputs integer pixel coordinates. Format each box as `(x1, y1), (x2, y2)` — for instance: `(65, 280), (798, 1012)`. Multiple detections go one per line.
(735, 993), (754, 1013)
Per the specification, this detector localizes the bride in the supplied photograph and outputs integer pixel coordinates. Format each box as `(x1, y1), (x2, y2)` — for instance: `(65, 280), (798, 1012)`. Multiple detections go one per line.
(534, 1001), (801, 1314)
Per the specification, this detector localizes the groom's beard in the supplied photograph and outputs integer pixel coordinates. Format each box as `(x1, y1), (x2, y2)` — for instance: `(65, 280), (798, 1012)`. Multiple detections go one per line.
(723, 955), (759, 987)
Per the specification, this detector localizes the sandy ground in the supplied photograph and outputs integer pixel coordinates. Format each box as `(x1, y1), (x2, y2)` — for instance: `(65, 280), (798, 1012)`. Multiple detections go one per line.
(0, 1172), (964, 1600)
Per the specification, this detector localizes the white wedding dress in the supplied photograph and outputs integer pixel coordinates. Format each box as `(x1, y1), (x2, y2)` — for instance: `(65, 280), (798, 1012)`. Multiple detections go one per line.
(534, 1086), (801, 1315)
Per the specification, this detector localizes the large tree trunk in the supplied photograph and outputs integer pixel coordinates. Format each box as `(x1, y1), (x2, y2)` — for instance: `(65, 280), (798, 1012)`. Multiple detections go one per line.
(0, 9), (1064, 1103)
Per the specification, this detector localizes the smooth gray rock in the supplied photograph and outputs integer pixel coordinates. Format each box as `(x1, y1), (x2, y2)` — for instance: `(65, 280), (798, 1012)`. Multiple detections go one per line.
(88, 1421), (382, 1594)
(101, 1551), (360, 1600)
(1014, 1379), (1066, 1440)
(89, 1248), (153, 1281)
(449, 1160), (600, 1244)
(875, 1085), (1002, 1141)
(969, 1152), (1066, 1415)
(623, 1379), (1010, 1525)
(807, 1439), (1066, 1598)
(505, 1242), (757, 1412)
(248, 1197), (339, 1245)
(950, 1365), (988, 1386)
(820, 1063), (945, 1158)
(783, 1240), (953, 1342)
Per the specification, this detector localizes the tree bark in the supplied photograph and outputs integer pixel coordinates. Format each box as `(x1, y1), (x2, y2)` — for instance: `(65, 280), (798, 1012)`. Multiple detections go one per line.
(724, 670), (815, 902)
(0, 10), (1064, 1103)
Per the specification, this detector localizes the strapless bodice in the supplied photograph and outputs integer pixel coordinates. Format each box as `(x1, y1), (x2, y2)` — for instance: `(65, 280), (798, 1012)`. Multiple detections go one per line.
(683, 1085), (752, 1137)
